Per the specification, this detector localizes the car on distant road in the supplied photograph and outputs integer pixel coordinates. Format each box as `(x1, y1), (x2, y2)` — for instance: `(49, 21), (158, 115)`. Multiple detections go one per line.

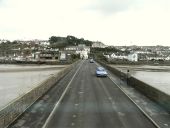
(90, 59), (94, 63)
(96, 66), (107, 77)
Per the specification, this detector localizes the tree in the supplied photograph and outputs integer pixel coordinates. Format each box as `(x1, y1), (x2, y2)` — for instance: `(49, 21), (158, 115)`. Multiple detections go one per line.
(23, 48), (31, 57)
(49, 36), (60, 44)
(66, 35), (77, 46)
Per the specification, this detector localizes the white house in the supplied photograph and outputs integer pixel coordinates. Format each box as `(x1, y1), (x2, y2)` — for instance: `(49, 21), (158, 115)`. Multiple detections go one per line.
(76, 44), (90, 59)
(77, 44), (90, 53)
(146, 55), (165, 61)
(110, 53), (117, 59)
(65, 46), (78, 51)
(127, 53), (138, 62)
(81, 50), (88, 59)
(110, 53), (127, 60)
(40, 41), (50, 46)
(76, 50), (88, 59)
(103, 54), (110, 59)
(165, 55), (170, 61)
(0, 39), (8, 44)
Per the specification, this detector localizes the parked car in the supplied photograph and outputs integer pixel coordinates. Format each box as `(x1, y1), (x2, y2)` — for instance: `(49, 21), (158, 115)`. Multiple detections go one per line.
(96, 67), (107, 77)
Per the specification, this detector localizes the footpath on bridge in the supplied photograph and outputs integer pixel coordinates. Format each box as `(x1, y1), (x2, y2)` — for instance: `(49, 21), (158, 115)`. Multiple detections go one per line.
(107, 68), (170, 128)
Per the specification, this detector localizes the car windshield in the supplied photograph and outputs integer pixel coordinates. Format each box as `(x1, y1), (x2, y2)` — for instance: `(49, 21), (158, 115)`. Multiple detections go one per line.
(97, 67), (105, 71)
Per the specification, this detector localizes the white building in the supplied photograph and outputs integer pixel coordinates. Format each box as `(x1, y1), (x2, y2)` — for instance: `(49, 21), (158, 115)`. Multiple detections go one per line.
(0, 39), (8, 44)
(127, 53), (138, 62)
(65, 46), (78, 51)
(80, 50), (88, 59)
(146, 55), (165, 61)
(39, 41), (50, 46)
(76, 50), (89, 59)
(110, 53), (127, 60)
(78, 44), (90, 53)
(76, 44), (90, 59)
(165, 56), (170, 61)
(103, 54), (110, 59)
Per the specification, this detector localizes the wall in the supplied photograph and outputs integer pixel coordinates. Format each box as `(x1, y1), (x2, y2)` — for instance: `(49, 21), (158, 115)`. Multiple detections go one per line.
(0, 60), (80, 128)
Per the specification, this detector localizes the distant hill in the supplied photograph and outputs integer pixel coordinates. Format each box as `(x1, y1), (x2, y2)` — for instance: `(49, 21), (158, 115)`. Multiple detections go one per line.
(49, 35), (94, 48)
(92, 41), (107, 48)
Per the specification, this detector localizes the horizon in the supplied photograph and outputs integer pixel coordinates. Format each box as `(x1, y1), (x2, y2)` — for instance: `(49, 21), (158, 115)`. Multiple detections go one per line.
(1, 37), (170, 47)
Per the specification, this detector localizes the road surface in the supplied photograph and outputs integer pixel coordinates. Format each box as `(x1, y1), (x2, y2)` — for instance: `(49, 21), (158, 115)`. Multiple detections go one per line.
(9, 60), (156, 128)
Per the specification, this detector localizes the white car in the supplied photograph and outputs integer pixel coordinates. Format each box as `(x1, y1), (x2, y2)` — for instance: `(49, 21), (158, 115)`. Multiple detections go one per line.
(90, 59), (94, 63)
(96, 67), (107, 77)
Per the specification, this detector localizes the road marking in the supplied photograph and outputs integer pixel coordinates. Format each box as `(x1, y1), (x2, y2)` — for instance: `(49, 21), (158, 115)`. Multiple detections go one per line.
(78, 91), (84, 94)
(164, 124), (168, 127)
(118, 112), (125, 116)
(108, 97), (112, 100)
(74, 103), (79, 106)
(71, 122), (75, 126)
(42, 60), (84, 128)
(73, 115), (77, 118)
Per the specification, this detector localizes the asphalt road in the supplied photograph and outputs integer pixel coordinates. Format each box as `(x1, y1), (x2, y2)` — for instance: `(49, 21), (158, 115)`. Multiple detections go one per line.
(8, 61), (82, 128)
(43, 60), (156, 128)
(9, 60), (156, 128)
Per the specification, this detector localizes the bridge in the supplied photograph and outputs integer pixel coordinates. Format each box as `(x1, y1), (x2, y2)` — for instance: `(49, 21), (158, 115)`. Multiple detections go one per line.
(3, 60), (170, 128)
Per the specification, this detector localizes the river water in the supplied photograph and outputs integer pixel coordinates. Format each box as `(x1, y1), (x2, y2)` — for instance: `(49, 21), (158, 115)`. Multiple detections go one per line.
(111, 65), (170, 95)
(0, 64), (66, 109)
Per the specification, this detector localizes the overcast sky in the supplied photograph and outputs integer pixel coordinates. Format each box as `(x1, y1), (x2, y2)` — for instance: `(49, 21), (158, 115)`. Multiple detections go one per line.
(0, 0), (170, 46)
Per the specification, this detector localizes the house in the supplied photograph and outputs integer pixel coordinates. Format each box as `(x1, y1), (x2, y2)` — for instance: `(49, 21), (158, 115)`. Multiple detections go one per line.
(80, 50), (88, 59)
(110, 53), (117, 59)
(103, 54), (110, 59)
(137, 53), (147, 61)
(65, 46), (78, 52)
(64, 44), (90, 59)
(110, 53), (127, 60)
(146, 54), (165, 61)
(0, 39), (8, 44)
(76, 44), (90, 59)
(39, 41), (50, 46)
(127, 53), (138, 62)
(165, 55), (170, 61)
(77, 44), (90, 53)
(34, 50), (59, 60)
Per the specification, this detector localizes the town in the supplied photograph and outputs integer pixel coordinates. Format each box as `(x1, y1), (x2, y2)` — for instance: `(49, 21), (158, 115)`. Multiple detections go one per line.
(0, 36), (170, 65)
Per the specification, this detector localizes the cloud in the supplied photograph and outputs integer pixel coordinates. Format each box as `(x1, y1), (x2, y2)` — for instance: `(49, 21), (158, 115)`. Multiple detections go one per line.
(86, 0), (138, 14)
(0, 0), (5, 7)
(0, 0), (170, 45)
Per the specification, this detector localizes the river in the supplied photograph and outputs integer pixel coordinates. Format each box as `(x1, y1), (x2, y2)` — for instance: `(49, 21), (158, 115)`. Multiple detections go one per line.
(111, 65), (170, 95)
(0, 64), (66, 109)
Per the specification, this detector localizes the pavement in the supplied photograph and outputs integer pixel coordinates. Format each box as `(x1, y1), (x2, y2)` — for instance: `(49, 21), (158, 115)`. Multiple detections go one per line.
(9, 60), (158, 128)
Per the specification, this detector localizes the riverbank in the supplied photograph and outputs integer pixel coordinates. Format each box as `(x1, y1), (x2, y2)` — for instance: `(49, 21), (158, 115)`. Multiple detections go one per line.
(0, 59), (78, 65)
